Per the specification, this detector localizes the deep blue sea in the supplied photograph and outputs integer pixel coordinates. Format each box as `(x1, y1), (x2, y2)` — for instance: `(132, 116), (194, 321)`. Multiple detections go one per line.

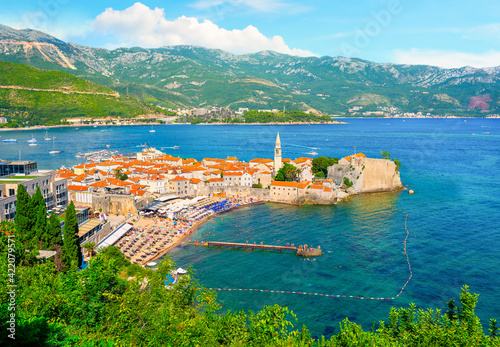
(1, 119), (499, 338)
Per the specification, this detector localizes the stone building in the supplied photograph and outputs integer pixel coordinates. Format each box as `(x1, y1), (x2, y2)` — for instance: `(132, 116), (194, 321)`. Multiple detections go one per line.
(270, 181), (298, 202)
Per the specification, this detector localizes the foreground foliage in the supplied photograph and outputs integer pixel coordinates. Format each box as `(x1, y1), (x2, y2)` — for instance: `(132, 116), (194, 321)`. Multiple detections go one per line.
(0, 224), (499, 346)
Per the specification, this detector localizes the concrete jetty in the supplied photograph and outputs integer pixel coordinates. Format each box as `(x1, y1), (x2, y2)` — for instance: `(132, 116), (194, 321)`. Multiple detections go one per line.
(192, 240), (323, 257)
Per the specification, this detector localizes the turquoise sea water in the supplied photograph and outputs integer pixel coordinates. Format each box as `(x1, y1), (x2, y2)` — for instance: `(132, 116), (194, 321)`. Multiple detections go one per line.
(2, 119), (499, 338)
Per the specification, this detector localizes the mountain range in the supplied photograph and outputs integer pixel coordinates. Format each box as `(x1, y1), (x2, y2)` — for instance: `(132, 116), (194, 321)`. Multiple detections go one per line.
(1, 24), (499, 116)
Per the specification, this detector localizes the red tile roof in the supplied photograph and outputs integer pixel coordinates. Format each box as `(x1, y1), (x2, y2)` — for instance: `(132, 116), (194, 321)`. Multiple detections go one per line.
(343, 153), (367, 162)
(223, 172), (243, 176)
(67, 185), (89, 191)
(208, 178), (223, 182)
(250, 158), (273, 163)
(270, 181), (299, 187)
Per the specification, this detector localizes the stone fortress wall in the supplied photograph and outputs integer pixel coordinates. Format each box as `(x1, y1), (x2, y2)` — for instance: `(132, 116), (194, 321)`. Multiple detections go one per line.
(328, 157), (403, 194)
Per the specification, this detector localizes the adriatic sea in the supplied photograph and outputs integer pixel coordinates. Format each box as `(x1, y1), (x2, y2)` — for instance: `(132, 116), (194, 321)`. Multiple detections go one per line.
(2, 118), (499, 338)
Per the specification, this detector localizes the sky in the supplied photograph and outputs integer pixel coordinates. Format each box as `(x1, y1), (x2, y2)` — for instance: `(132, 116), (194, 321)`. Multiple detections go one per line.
(1, 0), (500, 68)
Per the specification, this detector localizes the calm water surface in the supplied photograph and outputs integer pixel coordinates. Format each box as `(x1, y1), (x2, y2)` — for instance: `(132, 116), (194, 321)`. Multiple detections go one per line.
(1, 119), (499, 338)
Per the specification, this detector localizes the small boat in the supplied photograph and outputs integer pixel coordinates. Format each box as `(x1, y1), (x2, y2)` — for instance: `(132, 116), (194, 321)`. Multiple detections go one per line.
(44, 131), (52, 141)
(149, 125), (155, 133)
(49, 138), (62, 154)
(161, 145), (180, 149)
(307, 151), (318, 155)
(2, 138), (17, 143)
(106, 144), (110, 148)
(29, 141), (38, 146)
(136, 143), (147, 147)
(28, 134), (37, 143)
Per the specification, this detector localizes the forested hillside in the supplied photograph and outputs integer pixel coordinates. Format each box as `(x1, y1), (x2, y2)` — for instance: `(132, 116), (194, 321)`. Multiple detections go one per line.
(0, 62), (166, 126)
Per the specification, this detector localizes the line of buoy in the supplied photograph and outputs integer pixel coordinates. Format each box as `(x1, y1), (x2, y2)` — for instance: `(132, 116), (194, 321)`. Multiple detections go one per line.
(208, 210), (413, 301)
(395, 211), (412, 298)
(207, 288), (395, 300)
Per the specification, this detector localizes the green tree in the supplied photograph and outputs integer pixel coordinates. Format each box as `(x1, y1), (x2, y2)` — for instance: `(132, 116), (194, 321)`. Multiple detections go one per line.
(343, 177), (353, 188)
(31, 186), (48, 249)
(62, 201), (82, 271)
(14, 184), (34, 245)
(275, 163), (300, 182)
(381, 151), (391, 160)
(82, 242), (97, 259)
(47, 211), (64, 271)
(114, 168), (128, 181)
(312, 156), (338, 177)
(252, 182), (263, 189)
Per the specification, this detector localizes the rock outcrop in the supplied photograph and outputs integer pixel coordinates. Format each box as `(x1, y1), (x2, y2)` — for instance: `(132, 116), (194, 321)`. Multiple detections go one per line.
(328, 157), (402, 194)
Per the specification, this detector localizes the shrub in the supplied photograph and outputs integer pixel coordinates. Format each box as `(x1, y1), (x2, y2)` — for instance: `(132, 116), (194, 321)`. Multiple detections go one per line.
(343, 177), (353, 188)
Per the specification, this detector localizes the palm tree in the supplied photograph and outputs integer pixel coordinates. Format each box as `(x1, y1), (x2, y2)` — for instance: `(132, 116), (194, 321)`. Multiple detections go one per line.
(82, 242), (97, 258)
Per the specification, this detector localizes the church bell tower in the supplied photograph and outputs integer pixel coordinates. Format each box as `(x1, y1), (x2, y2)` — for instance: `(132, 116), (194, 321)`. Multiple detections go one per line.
(274, 132), (282, 174)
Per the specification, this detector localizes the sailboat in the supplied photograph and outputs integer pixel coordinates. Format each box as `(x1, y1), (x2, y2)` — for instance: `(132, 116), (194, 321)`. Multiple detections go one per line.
(149, 125), (155, 133)
(28, 134), (38, 145)
(49, 138), (62, 154)
(44, 130), (54, 141)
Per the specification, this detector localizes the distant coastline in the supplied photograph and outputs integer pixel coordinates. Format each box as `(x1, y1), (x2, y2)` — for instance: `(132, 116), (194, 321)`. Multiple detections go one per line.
(5, 115), (500, 132)
(0, 120), (347, 131)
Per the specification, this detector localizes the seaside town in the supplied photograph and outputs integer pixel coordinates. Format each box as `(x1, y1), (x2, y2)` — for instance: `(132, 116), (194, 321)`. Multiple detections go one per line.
(0, 132), (401, 266)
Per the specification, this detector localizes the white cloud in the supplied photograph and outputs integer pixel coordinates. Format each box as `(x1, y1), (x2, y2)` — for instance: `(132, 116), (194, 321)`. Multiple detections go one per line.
(91, 2), (315, 57)
(392, 48), (500, 68)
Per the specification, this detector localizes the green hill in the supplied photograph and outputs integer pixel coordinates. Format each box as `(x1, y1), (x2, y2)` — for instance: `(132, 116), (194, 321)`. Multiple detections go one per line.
(1, 24), (500, 117)
(0, 61), (166, 126)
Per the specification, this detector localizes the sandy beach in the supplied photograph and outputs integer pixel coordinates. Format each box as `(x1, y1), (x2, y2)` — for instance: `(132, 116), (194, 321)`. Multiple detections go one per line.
(115, 195), (264, 266)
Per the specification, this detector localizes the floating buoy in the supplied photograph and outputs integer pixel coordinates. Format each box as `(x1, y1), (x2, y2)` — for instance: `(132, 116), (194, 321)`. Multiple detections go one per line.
(409, 190), (414, 195)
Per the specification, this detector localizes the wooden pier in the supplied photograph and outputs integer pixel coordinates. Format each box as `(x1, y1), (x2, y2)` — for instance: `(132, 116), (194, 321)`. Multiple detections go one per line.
(192, 241), (323, 257)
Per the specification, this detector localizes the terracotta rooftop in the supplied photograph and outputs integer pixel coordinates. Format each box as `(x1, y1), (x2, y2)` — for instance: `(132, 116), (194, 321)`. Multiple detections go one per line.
(270, 181), (299, 187)
(208, 178), (223, 182)
(342, 153), (367, 162)
(67, 185), (89, 191)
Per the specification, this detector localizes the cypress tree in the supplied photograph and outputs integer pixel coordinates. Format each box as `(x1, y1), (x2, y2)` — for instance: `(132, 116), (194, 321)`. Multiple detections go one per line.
(62, 201), (82, 271)
(31, 186), (48, 249)
(47, 211), (64, 271)
(14, 184), (34, 245)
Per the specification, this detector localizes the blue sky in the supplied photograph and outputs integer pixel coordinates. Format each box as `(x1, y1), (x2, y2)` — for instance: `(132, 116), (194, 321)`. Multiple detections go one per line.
(1, 0), (500, 68)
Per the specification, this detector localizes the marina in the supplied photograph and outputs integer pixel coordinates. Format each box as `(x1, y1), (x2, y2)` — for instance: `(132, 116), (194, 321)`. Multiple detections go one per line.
(75, 149), (118, 161)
